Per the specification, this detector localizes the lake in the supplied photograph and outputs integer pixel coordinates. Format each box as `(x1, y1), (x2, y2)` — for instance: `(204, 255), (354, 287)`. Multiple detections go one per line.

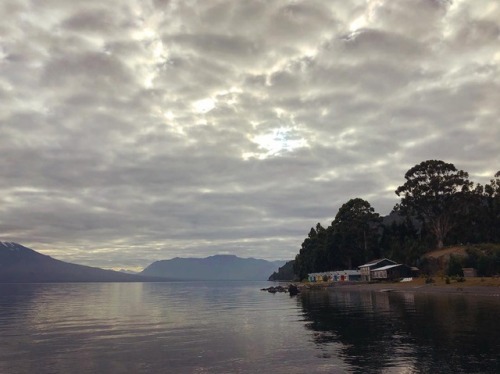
(0, 282), (499, 373)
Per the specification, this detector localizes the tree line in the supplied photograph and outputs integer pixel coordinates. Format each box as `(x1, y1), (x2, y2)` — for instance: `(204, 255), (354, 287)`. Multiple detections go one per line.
(292, 160), (500, 280)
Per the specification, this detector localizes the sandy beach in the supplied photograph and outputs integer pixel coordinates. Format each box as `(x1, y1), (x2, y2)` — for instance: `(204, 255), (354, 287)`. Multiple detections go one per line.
(302, 277), (500, 297)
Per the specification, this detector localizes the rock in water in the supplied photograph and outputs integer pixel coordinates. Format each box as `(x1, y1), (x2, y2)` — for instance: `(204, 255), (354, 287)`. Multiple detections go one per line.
(288, 284), (300, 296)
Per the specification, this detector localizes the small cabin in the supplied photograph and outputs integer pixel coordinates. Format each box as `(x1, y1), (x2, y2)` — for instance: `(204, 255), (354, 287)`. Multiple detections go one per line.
(371, 264), (413, 281)
(308, 272), (331, 282)
(308, 270), (361, 282)
(358, 259), (397, 281)
(332, 270), (361, 282)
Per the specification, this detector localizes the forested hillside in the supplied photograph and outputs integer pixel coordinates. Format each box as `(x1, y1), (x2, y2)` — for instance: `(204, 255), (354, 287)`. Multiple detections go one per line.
(268, 260), (296, 281)
(293, 160), (500, 280)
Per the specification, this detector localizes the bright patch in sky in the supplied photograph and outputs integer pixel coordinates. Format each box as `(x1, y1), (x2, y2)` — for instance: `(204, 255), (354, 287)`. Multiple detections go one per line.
(244, 127), (308, 160)
(349, 16), (367, 32)
(193, 98), (216, 113)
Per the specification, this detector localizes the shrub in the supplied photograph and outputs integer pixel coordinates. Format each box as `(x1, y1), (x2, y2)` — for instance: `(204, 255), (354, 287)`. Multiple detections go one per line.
(447, 255), (464, 277)
(465, 244), (500, 276)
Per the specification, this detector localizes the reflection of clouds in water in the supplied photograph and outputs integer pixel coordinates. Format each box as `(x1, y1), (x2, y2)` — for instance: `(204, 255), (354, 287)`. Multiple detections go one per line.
(1, 283), (340, 372)
(1, 284), (499, 373)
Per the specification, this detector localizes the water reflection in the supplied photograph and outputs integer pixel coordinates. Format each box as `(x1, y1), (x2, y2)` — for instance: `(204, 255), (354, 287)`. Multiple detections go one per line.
(0, 282), (320, 374)
(299, 289), (500, 374)
(1, 283), (498, 374)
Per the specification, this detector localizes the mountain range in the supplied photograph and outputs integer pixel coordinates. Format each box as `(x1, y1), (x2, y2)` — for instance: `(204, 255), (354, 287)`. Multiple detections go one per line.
(141, 255), (286, 281)
(0, 242), (285, 282)
(0, 242), (166, 283)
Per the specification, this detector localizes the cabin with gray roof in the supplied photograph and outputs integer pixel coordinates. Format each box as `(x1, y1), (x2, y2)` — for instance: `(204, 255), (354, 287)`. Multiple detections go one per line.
(358, 258), (397, 281)
(371, 264), (413, 281)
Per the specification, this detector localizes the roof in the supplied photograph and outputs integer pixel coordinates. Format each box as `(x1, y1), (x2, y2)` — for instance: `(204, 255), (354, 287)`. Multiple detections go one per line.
(371, 264), (403, 271)
(308, 270), (361, 276)
(358, 258), (396, 268)
(332, 270), (360, 275)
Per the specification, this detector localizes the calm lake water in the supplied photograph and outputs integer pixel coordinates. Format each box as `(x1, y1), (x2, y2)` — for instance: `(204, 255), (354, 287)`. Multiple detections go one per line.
(0, 282), (499, 374)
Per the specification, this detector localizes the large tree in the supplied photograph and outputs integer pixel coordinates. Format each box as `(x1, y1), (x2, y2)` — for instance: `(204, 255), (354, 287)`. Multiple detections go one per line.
(294, 225), (322, 281)
(395, 160), (473, 249)
(483, 171), (500, 242)
(331, 198), (381, 268)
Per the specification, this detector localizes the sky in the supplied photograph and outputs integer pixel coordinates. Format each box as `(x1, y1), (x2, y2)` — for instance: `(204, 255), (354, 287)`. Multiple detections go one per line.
(1, 0), (499, 270)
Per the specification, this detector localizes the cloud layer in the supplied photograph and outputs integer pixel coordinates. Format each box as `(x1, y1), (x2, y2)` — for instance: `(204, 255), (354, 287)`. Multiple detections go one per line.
(1, 0), (499, 269)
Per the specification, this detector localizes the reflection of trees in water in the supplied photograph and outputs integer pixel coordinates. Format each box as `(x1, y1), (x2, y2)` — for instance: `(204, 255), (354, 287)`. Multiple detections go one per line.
(299, 290), (500, 374)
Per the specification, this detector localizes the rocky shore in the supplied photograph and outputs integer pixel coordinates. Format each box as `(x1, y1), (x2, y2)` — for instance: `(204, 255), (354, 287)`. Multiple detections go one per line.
(299, 277), (500, 297)
(261, 283), (300, 295)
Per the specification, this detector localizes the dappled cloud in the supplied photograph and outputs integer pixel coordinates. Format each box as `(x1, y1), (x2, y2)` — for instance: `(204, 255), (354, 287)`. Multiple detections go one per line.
(0, 0), (498, 268)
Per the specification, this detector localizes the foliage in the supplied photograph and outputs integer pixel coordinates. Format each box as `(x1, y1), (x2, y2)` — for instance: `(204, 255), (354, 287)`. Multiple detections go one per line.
(418, 257), (442, 276)
(464, 244), (500, 276)
(332, 198), (381, 269)
(395, 160), (473, 249)
(291, 161), (499, 279)
(379, 216), (430, 264)
(293, 225), (328, 281)
(481, 172), (500, 242)
(447, 255), (464, 277)
(268, 260), (296, 281)
(293, 199), (381, 279)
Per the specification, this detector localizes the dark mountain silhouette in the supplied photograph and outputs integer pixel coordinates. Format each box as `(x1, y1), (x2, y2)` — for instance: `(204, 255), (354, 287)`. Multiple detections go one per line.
(0, 242), (168, 283)
(141, 254), (286, 281)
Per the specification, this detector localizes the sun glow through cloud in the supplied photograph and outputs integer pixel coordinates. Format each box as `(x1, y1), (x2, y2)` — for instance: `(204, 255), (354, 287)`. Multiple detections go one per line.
(243, 127), (308, 160)
(193, 98), (216, 114)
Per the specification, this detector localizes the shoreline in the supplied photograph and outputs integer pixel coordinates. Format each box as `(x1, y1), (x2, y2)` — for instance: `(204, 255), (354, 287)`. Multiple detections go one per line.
(298, 277), (500, 297)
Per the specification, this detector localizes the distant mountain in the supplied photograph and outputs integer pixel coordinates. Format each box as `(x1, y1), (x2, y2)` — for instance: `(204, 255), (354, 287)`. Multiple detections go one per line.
(119, 269), (139, 275)
(0, 242), (167, 283)
(141, 255), (286, 281)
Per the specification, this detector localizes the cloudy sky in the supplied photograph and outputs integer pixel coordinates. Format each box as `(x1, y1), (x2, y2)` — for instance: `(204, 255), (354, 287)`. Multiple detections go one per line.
(1, 0), (499, 270)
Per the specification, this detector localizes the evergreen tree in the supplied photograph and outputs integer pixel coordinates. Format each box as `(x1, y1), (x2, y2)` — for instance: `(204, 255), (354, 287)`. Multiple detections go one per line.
(483, 171), (500, 242)
(331, 198), (381, 269)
